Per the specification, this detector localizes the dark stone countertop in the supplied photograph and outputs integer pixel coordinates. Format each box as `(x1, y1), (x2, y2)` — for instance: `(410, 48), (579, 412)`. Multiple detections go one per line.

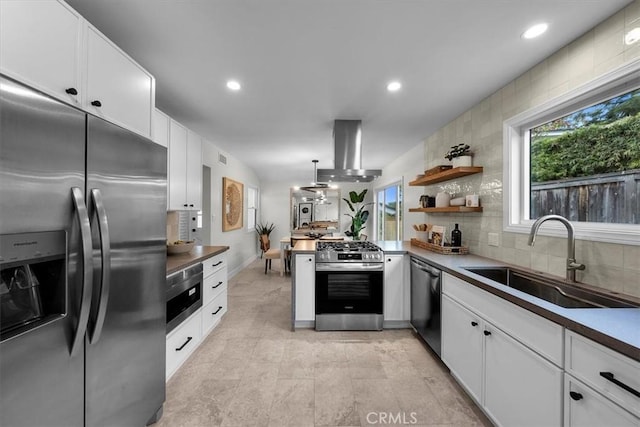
(166, 245), (229, 275)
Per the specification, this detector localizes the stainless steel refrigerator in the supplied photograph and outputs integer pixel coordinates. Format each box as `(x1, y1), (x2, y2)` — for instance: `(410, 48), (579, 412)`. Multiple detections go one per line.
(0, 75), (167, 426)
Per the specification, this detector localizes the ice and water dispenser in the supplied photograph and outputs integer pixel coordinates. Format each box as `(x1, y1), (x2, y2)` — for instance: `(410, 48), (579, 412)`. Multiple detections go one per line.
(0, 231), (66, 340)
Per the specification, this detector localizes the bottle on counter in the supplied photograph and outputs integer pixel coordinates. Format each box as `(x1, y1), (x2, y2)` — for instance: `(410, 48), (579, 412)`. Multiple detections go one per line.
(451, 223), (462, 247)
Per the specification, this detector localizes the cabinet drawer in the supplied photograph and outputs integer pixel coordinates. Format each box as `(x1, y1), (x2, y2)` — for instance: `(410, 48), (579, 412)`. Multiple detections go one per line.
(203, 268), (227, 306)
(565, 330), (640, 418)
(202, 253), (226, 278)
(166, 310), (201, 380)
(202, 290), (227, 337)
(443, 272), (563, 366)
(564, 374), (639, 426)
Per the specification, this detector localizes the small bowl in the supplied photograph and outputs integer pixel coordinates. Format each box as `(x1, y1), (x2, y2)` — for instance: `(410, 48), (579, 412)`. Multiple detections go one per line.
(167, 240), (195, 254)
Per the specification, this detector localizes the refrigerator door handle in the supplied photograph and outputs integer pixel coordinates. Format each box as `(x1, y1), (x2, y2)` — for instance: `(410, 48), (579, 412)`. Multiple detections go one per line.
(88, 188), (111, 344)
(70, 187), (94, 356)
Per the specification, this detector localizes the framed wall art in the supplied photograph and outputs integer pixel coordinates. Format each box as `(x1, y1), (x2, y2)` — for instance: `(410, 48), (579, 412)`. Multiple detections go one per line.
(222, 177), (243, 231)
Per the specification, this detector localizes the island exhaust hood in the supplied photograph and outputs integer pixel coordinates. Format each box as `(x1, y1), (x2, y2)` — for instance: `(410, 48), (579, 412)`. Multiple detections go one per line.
(317, 120), (382, 183)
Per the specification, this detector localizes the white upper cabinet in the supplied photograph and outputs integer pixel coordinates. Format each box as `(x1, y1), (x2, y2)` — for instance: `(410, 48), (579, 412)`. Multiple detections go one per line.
(85, 25), (154, 138)
(168, 120), (188, 210)
(185, 131), (203, 210)
(0, 0), (155, 139)
(0, 0), (82, 105)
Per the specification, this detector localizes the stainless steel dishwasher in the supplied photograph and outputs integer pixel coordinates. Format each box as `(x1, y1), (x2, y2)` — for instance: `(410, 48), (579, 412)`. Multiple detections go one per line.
(410, 257), (442, 357)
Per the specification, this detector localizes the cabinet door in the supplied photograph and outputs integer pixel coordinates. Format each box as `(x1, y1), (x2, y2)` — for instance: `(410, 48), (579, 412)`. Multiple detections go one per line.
(0, 0), (82, 105)
(441, 295), (483, 403)
(384, 254), (405, 321)
(185, 130), (203, 210)
(294, 254), (315, 322)
(165, 310), (202, 381)
(168, 120), (188, 210)
(484, 325), (563, 427)
(86, 25), (153, 137)
(565, 374), (639, 427)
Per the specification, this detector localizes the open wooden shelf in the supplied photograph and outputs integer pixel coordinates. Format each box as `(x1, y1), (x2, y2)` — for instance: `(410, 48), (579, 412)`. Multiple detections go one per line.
(409, 166), (483, 186)
(409, 206), (483, 213)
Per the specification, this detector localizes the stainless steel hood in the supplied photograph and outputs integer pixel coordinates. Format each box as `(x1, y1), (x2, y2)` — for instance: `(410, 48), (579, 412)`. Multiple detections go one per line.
(317, 120), (382, 183)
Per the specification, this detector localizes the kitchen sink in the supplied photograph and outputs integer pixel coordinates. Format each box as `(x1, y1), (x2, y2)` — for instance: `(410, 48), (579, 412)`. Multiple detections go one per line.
(463, 266), (638, 309)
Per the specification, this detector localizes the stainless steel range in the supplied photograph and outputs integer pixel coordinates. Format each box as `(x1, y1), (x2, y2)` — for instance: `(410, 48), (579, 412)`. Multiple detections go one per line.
(315, 241), (384, 331)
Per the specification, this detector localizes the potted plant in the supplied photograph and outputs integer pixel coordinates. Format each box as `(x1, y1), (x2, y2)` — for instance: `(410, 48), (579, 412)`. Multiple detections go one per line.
(444, 143), (472, 167)
(343, 189), (372, 240)
(256, 222), (275, 253)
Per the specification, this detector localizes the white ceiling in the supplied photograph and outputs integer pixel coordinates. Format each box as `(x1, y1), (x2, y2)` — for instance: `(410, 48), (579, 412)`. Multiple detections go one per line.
(66, 0), (631, 184)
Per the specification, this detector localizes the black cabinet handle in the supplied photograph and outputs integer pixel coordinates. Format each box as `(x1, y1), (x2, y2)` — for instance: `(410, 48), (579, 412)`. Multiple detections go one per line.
(387, 258), (391, 262)
(599, 372), (640, 398)
(212, 261), (223, 267)
(192, 229), (196, 232)
(212, 306), (223, 315)
(175, 336), (192, 351)
(189, 204), (194, 207)
(65, 87), (78, 95)
(471, 321), (478, 327)
(183, 204), (188, 207)
(308, 258), (312, 262)
(483, 330), (491, 336)
(212, 281), (223, 289)
(91, 100), (102, 107)
(569, 391), (583, 401)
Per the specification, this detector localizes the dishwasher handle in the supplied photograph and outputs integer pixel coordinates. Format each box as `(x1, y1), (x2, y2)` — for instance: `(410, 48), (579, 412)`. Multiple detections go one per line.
(411, 257), (442, 276)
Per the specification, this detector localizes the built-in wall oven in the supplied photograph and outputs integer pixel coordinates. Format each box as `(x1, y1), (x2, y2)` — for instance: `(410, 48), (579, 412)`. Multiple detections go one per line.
(166, 264), (202, 333)
(315, 241), (384, 331)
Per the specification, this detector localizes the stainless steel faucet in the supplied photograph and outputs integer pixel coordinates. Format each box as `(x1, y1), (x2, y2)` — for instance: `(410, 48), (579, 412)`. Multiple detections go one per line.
(528, 214), (585, 282)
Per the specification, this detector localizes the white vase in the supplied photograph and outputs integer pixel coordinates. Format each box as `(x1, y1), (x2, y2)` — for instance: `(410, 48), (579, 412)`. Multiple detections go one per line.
(435, 192), (450, 208)
(452, 155), (472, 168)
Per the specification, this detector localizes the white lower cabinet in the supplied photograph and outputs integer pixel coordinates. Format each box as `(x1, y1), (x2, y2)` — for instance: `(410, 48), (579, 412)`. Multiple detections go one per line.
(294, 254), (315, 324)
(383, 254), (409, 324)
(165, 309), (202, 380)
(442, 295), (483, 402)
(442, 273), (563, 427)
(202, 290), (228, 336)
(565, 374), (640, 427)
(484, 323), (563, 426)
(565, 329), (640, 424)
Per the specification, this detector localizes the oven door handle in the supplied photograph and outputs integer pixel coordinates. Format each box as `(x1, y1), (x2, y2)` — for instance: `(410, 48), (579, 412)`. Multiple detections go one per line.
(315, 262), (384, 272)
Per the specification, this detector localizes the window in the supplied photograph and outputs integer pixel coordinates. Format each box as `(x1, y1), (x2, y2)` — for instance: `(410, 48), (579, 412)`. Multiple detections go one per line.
(375, 182), (403, 241)
(504, 60), (640, 244)
(247, 186), (258, 231)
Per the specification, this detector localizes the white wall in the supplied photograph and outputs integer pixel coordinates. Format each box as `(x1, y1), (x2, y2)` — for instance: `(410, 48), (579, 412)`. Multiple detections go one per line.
(376, 142), (425, 241)
(201, 141), (261, 277)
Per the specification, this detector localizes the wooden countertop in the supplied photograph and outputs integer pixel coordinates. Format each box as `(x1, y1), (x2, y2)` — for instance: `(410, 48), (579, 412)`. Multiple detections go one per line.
(166, 245), (229, 275)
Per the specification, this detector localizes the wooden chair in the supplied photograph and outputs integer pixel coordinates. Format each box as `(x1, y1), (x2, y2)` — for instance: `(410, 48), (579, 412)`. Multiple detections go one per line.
(260, 234), (280, 274)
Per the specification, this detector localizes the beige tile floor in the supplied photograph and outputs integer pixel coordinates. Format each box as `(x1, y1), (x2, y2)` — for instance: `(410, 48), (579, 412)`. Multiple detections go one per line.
(157, 259), (492, 427)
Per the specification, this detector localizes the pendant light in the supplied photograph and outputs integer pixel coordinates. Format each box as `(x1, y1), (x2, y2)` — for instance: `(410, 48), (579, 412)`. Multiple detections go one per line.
(300, 160), (329, 192)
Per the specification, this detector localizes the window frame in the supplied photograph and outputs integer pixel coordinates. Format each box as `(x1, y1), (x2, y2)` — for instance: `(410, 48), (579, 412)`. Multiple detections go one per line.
(503, 58), (640, 245)
(246, 185), (258, 233)
(374, 180), (403, 242)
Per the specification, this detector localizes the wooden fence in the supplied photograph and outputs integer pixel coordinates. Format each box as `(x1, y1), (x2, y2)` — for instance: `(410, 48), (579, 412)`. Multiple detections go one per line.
(530, 170), (640, 224)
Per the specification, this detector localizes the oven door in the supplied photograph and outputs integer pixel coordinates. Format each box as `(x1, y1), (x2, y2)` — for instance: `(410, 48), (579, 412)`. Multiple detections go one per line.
(315, 263), (383, 315)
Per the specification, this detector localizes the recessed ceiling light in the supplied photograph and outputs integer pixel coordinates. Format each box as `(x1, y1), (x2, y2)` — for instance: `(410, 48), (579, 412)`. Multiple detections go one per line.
(625, 27), (640, 45)
(522, 23), (548, 39)
(387, 81), (402, 92)
(226, 80), (241, 91)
